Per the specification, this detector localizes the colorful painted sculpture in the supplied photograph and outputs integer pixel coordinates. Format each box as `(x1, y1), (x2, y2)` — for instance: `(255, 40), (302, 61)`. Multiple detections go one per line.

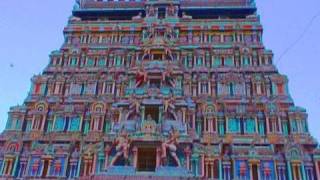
(1, 0), (320, 179)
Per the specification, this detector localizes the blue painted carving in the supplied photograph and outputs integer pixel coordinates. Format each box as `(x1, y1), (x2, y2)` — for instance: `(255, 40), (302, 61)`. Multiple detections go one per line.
(245, 119), (255, 134)
(260, 160), (275, 180)
(162, 120), (186, 135)
(28, 157), (42, 177)
(235, 160), (249, 179)
(105, 166), (135, 176)
(228, 118), (240, 133)
(155, 166), (193, 177)
(49, 157), (66, 177)
(54, 116), (65, 132)
(160, 87), (171, 96)
(69, 116), (80, 132)
(113, 120), (137, 133)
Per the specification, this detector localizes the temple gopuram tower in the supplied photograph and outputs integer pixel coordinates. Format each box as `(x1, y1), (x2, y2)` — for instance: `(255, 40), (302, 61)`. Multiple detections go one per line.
(1, 0), (320, 179)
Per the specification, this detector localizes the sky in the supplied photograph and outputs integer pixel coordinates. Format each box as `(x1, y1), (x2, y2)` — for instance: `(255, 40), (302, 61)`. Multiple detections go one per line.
(0, 0), (319, 141)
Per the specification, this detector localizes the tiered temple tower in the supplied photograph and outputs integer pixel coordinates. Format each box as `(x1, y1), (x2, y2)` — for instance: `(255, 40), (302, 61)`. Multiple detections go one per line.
(1, 0), (320, 179)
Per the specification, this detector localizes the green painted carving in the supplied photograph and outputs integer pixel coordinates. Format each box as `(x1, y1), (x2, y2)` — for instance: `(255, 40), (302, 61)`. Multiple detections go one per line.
(290, 120), (298, 133)
(218, 121), (225, 135)
(5, 116), (12, 130)
(54, 116), (65, 132)
(245, 119), (255, 134)
(225, 56), (234, 66)
(87, 58), (95, 67)
(26, 121), (32, 132)
(228, 118), (240, 133)
(213, 57), (221, 67)
(282, 121), (288, 135)
(258, 121), (265, 136)
(301, 120), (308, 133)
(70, 57), (78, 67)
(98, 58), (105, 66)
(47, 120), (53, 133)
(69, 116), (80, 132)
(84, 121), (89, 134)
(104, 121), (111, 133)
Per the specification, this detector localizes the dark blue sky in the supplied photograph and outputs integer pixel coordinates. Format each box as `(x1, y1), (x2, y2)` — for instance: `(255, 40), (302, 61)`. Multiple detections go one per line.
(0, 0), (319, 140)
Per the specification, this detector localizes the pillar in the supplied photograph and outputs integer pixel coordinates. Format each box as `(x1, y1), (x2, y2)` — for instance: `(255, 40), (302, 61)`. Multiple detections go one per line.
(219, 159), (223, 180)
(184, 148), (191, 170)
(11, 157), (19, 176)
(286, 161), (293, 180)
(41, 116), (46, 131)
(278, 117), (282, 133)
(141, 106), (145, 124)
(156, 147), (162, 168)
(315, 161), (320, 180)
(210, 162), (214, 178)
(0, 159), (5, 175)
(104, 146), (111, 169)
(92, 154), (97, 175)
(77, 158), (82, 177)
(255, 117), (259, 134)
(301, 163), (307, 180)
(205, 162), (208, 178)
(249, 163), (253, 180)
(201, 155), (205, 177)
(132, 147), (138, 169)
(266, 117), (270, 134)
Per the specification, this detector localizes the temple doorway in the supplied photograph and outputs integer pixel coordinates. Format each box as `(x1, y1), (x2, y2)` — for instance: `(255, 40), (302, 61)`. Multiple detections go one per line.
(137, 148), (157, 172)
(145, 106), (159, 123)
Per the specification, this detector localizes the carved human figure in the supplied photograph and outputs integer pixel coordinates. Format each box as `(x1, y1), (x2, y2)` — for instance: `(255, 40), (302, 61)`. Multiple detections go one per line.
(110, 128), (131, 166)
(147, 6), (156, 17)
(161, 127), (180, 166)
(32, 159), (40, 175)
(132, 12), (142, 20)
(167, 4), (177, 17)
(135, 67), (147, 87)
(164, 96), (175, 113)
(162, 68), (176, 87)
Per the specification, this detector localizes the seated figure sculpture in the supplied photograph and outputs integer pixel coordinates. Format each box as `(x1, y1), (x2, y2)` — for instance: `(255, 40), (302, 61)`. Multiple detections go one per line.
(110, 128), (131, 166)
(161, 127), (181, 167)
(141, 114), (157, 134)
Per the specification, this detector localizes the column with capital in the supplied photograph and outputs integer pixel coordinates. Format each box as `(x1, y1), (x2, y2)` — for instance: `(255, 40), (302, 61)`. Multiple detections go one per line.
(315, 161), (320, 180)
(104, 145), (111, 169)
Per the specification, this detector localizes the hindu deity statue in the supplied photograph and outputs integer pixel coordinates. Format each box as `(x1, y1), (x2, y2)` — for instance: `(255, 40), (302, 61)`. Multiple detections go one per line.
(110, 128), (131, 166)
(161, 127), (180, 167)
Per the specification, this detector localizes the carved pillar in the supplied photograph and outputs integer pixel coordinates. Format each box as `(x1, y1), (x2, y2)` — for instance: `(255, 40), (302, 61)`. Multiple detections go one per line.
(315, 161), (320, 180)
(286, 161), (293, 180)
(249, 163), (253, 180)
(192, 112), (196, 129)
(156, 147), (162, 168)
(204, 117), (207, 133)
(255, 117), (259, 134)
(205, 162), (209, 178)
(141, 106), (145, 124)
(132, 147), (138, 169)
(41, 115), (46, 131)
(278, 117), (283, 133)
(201, 155), (205, 177)
(219, 159), (223, 180)
(182, 108), (186, 124)
(104, 146), (111, 169)
(301, 163), (307, 180)
(92, 154), (97, 175)
(266, 117), (270, 134)
(184, 147), (191, 170)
